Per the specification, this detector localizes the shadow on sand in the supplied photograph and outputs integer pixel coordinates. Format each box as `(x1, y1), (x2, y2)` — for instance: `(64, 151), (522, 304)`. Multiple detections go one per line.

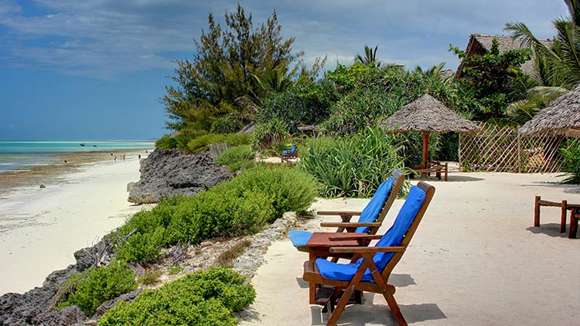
(310, 302), (446, 325)
(520, 180), (580, 194)
(527, 223), (578, 239)
(413, 174), (484, 183)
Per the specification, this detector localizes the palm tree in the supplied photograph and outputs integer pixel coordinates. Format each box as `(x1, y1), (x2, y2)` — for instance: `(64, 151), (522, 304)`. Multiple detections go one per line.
(505, 0), (580, 88)
(355, 45), (380, 66)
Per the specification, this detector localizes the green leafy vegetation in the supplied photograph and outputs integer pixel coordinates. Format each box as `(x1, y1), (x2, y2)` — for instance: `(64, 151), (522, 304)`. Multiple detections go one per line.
(114, 165), (317, 264)
(252, 118), (290, 150)
(506, 0), (580, 88)
(451, 38), (535, 122)
(162, 4), (300, 136)
(58, 260), (137, 316)
(300, 127), (405, 197)
(561, 139), (580, 184)
(215, 145), (256, 171)
(187, 133), (250, 153)
(98, 268), (255, 326)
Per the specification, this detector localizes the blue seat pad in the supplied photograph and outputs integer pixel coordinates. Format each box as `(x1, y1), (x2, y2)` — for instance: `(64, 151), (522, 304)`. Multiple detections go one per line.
(288, 230), (312, 248)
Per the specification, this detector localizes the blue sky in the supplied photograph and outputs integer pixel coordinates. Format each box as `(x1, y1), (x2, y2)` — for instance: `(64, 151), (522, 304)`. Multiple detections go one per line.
(0, 0), (569, 140)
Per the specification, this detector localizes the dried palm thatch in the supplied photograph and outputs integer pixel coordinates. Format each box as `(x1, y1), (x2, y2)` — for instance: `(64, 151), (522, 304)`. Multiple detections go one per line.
(380, 94), (480, 133)
(519, 84), (580, 137)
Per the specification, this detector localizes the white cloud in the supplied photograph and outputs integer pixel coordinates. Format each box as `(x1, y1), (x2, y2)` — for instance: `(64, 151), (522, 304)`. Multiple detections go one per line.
(0, 0), (569, 77)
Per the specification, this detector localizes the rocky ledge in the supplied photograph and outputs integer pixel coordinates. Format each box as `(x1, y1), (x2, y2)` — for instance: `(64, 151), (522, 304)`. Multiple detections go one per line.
(128, 149), (233, 204)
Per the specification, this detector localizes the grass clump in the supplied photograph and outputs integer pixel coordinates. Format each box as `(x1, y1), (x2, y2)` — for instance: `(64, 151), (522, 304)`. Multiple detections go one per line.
(168, 265), (183, 275)
(187, 133), (250, 153)
(58, 260), (136, 316)
(114, 165), (317, 264)
(300, 127), (405, 197)
(138, 269), (162, 286)
(98, 268), (255, 326)
(216, 239), (252, 267)
(215, 145), (256, 171)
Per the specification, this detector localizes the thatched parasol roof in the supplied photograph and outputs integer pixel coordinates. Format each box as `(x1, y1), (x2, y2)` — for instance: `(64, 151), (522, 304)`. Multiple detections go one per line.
(380, 94), (480, 133)
(519, 84), (580, 137)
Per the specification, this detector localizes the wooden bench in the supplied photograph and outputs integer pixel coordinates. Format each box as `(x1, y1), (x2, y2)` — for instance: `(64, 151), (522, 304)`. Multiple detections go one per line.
(413, 161), (448, 181)
(534, 196), (580, 238)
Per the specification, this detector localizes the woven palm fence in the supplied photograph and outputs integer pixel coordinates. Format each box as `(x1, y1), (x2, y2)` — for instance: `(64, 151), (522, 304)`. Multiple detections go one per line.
(459, 123), (566, 173)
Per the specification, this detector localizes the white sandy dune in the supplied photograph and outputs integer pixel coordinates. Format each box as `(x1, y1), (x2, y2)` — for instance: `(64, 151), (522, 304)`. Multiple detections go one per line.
(241, 172), (580, 326)
(0, 156), (146, 294)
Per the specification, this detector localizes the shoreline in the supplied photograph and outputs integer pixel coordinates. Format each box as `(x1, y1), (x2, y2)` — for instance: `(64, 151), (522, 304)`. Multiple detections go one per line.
(0, 152), (150, 295)
(0, 149), (149, 197)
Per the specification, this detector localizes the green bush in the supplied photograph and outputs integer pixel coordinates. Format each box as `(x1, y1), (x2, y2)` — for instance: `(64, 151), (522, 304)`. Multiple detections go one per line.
(210, 113), (244, 133)
(561, 139), (580, 184)
(99, 268), (255, 325)
(252, 118), (289, 150)
(229, 165), (318, 219)
(155, 130), (209, 150)
(114, 165), (317, 264)
(215, 145), (256, 171)
(58, 260), (136, 316)
(300, 127), (405, 197)
(187, 133), (250, 153)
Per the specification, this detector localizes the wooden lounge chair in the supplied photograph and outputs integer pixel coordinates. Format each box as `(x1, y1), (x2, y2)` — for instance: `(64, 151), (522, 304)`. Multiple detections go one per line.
(302, 182), (435, 326)
(281, 144), (298, 162)
(288, 170), (405, 251)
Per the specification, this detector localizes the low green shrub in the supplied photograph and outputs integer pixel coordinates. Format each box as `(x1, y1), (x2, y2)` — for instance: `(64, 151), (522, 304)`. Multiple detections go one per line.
(251, 118), (289, 150)
(58, 260), (136, 316)
(300, 127), (405, 197)
(187, 133), (250, 153)
(561, 139), (580, 184)
(114, 165), (317, 264)
(215, 145), (256, 171)
(210, 113), (244, 133)
(155, 130), (208, 150)
(98, 268), (255, 325)
(229, 166), (318, 219)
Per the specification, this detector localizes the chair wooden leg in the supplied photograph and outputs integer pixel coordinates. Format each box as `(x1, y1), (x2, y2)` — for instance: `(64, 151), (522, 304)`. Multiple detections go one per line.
(384, 294), (408, 326)
(560, 200), (567, 233)
(569, 209), (578, 239)
(534, 196), (541, 227)
(327, 285), (354, 326)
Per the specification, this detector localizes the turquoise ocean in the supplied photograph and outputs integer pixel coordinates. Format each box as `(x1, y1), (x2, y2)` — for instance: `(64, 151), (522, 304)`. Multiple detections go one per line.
(0, 141), (154, 172)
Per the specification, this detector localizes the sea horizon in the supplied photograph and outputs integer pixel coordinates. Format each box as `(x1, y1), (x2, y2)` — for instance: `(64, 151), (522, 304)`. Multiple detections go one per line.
(0, 140), (154, 173)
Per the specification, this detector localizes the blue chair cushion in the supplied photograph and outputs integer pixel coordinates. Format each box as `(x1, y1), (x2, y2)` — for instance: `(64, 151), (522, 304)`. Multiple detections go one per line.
(355, 177), (395, 233)
(316, 186), (427, 282)
(288, 230), (312, 248)
(316, 258), (374, 282)
(282, 144), (297, 156)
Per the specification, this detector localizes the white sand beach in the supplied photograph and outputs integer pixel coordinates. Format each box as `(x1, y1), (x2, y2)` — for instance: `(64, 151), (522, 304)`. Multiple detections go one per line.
(0, 154), (147, 295)
(242, 172), (580, 325)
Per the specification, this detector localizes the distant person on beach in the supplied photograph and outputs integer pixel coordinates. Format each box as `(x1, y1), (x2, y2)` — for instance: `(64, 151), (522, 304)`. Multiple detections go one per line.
(138, 154), (141, 160)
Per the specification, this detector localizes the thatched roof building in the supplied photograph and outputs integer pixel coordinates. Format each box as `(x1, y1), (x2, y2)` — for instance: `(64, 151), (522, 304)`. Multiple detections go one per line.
(456, 34), (553, 80)
(380, 94), (479, 133)
(519, 84), (580, 137)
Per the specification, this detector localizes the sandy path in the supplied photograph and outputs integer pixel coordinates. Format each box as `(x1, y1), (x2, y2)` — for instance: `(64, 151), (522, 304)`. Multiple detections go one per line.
(0, 155), (147, 294)
(241, 172), (580, 325)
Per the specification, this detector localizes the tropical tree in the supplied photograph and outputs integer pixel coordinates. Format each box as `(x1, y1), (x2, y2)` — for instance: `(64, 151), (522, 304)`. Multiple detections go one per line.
(506, 86), (568, 124)
(355, 45), (380, 66)
(164, 4), (300, 131)
(451, 39), (534, 121)
(505, 0), (580, 88)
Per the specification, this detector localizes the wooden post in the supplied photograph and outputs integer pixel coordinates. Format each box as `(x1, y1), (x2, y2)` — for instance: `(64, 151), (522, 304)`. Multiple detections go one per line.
(422, 131), (430, 169)
(560, 200), (567, 233)
(534, 196), (541, 227)
(569, 209), (578, 239)
(517, 134), (522, 173)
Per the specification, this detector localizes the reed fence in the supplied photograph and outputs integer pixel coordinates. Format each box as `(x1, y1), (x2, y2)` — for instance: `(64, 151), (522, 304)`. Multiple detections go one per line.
(459, 123), (565, 173)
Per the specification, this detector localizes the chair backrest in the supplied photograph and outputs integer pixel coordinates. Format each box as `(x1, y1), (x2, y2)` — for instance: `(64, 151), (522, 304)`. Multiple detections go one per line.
(355, 170), (405, 233)
(371, 182), (435, 275)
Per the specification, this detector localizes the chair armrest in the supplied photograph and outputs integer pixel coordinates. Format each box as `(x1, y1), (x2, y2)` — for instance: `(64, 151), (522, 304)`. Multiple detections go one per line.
(319, 222), (381, 228)
(328, 234), (383, 241)
(329, 246), (406, 254)
(316, 210), (361, 216)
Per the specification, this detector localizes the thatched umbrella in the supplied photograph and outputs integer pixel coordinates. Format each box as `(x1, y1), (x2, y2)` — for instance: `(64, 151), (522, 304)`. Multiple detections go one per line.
(519, 84), (580, 137)
(380, 94), (480, 168)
